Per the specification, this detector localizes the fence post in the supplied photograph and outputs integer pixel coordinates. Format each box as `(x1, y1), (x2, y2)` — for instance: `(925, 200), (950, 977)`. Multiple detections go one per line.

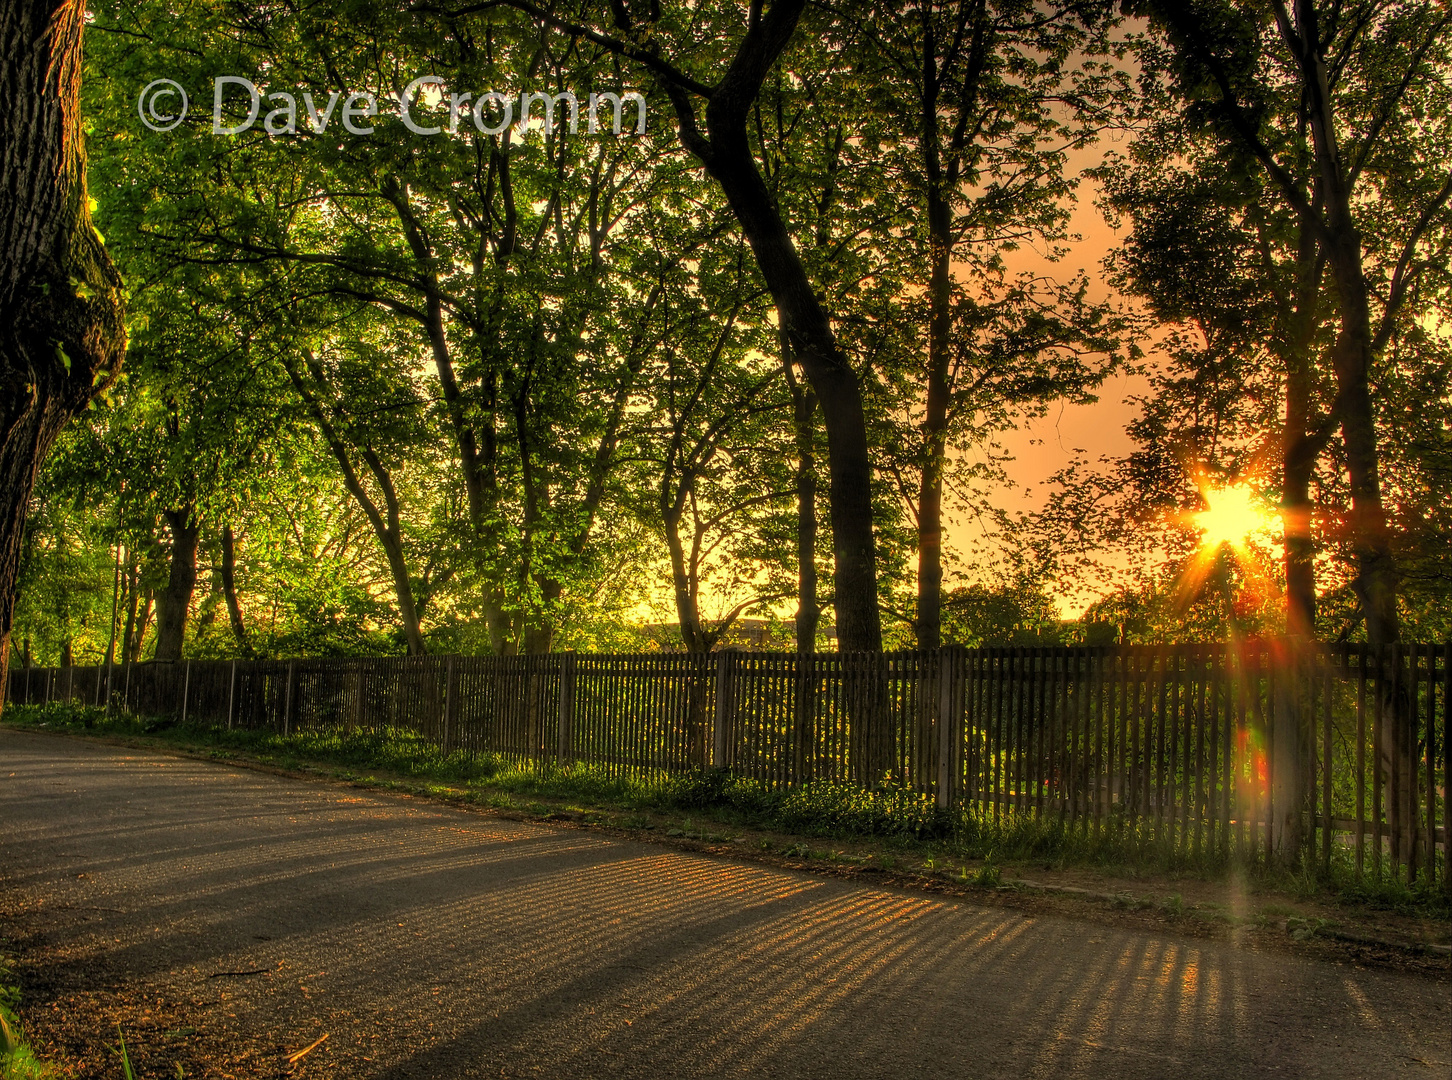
(712, 650), (735, 770)
(792, 651), (815, 784)
(1443, 641), (1451, 898)
(557, 651), (576, 764)
(227, 660), (237, 730)
(284, 661), (295, 736)
(443, 655), (457, 754)
(936, 647), (959, 810)
(352, 663), (366, 730)
(1270, 636), (1307, 865)
(180, 660), (191, 724)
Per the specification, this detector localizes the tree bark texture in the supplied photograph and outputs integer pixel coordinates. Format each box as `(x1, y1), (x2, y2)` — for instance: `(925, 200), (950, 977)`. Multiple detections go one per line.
(152, 507), (200, 660)
(0, 0), (127, 708)
(1277, 220), (1329, 641)
(790, 372), (819, 654)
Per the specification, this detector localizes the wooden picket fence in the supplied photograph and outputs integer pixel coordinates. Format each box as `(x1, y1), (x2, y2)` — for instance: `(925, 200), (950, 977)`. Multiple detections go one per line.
(7, 642), (1448, 887)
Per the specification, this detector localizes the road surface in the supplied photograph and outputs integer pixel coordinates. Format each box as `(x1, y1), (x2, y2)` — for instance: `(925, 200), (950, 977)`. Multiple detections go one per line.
(1, 728), (1446, 1078)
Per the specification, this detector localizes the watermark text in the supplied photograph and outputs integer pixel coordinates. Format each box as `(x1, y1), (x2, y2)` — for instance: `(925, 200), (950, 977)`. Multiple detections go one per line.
(138, 76), (647, 137)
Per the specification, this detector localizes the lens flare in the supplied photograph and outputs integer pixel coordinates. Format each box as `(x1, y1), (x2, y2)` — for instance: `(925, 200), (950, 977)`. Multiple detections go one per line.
(1190, 483), (1278, 553)
(1172, 476), (1282, 624)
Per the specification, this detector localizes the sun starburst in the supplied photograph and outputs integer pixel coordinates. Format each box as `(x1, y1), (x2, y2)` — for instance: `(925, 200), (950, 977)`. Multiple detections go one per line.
(1189, 482), (1279, 554)
(1172, 475), (1282, 619)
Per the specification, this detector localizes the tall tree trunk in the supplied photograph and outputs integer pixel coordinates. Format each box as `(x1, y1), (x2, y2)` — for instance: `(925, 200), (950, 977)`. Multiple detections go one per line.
(283, 352), (428, 656)
(783, 336), (819, 654)
(697, 149), (880, 651)
(0, 0), (127, 711)
(220, 525), (252, 655)
(1275, 350), (1315, 863)
(916, 172), (953, 651)
(914, 1), (992, 649)
(1326, 279), (1417, 863)
(1277, 405), (1317, 862)
(378, 529), (428, 656)
(1278, 223), (1328, 645)
(1281, 354), (1319, 640)
(709, 182), (879, 652)
(657, 0), (882, 652)
(1291, 0), (1409, 862)
(912, 2), (965, 652)
(384, 177), (515, 655)
(1324, 261), (1396, 643)
(506, 0), (882, 650)
(131, 591), (152, 662)
(664, 504), (707, 654)
(153, 507), (199, 661)
(514, 377), (551, 656)
(794, 407), (820, 654)
(120, 556), (139, 663)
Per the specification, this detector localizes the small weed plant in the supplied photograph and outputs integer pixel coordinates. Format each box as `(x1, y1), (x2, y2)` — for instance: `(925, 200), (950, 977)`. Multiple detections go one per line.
(0, 956), (59, 1080)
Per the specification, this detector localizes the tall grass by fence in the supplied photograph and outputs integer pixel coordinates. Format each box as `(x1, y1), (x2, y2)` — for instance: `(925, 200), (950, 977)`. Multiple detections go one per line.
(7, 642), (1448, 888)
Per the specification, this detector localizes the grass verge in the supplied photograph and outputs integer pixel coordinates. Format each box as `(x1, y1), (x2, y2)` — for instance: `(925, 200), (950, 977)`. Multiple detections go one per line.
(5, 701), (1449, 929)
(1, 954), (59, 1080)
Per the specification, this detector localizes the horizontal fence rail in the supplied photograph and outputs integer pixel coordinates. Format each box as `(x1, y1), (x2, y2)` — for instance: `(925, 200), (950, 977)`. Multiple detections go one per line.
(7, 642), (1448, 887)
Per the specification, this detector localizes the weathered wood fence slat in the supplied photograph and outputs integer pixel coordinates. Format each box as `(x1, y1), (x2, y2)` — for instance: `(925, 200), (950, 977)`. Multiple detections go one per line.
(7, 641), (1448, 887)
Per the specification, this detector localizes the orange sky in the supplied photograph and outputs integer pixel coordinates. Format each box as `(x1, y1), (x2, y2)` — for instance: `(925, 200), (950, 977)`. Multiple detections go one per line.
(662, 139), (1159, 626)
(945, 139), (1152, 616)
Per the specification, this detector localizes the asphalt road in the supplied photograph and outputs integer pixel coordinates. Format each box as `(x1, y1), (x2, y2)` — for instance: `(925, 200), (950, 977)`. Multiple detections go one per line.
(1, 728), (1447, 1079)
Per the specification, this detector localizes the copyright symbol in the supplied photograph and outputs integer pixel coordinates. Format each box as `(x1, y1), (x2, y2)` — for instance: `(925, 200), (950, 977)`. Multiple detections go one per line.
(138, 79), (188, 131)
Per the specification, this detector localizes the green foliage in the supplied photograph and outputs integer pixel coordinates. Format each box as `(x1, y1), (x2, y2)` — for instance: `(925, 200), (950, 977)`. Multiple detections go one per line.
(115, 1026), (134, 1080)
(0, 956), (60, 1080)
(11, 1), (1448, 659)
(1, 0), (1151, 661)
(940, 581), (1068, 647)
(1032, 0), (1452, 640)
(971, 858), (1002, 888)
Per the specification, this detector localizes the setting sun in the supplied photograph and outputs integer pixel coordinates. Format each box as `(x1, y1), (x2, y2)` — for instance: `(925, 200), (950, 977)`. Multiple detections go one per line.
(1190, 482), (1279, 553)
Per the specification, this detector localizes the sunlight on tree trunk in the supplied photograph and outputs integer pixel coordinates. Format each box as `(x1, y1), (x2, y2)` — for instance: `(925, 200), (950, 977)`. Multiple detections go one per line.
(0, 0), (126, 709)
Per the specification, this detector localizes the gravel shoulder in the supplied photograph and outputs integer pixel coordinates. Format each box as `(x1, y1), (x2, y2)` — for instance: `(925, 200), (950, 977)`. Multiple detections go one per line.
(2, 727), (1448, 1079)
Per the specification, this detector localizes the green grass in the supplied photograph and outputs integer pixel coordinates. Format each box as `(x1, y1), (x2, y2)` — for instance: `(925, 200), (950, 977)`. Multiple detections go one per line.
(0, 955), (60, 1080)
(6, 701), (1448, 920)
